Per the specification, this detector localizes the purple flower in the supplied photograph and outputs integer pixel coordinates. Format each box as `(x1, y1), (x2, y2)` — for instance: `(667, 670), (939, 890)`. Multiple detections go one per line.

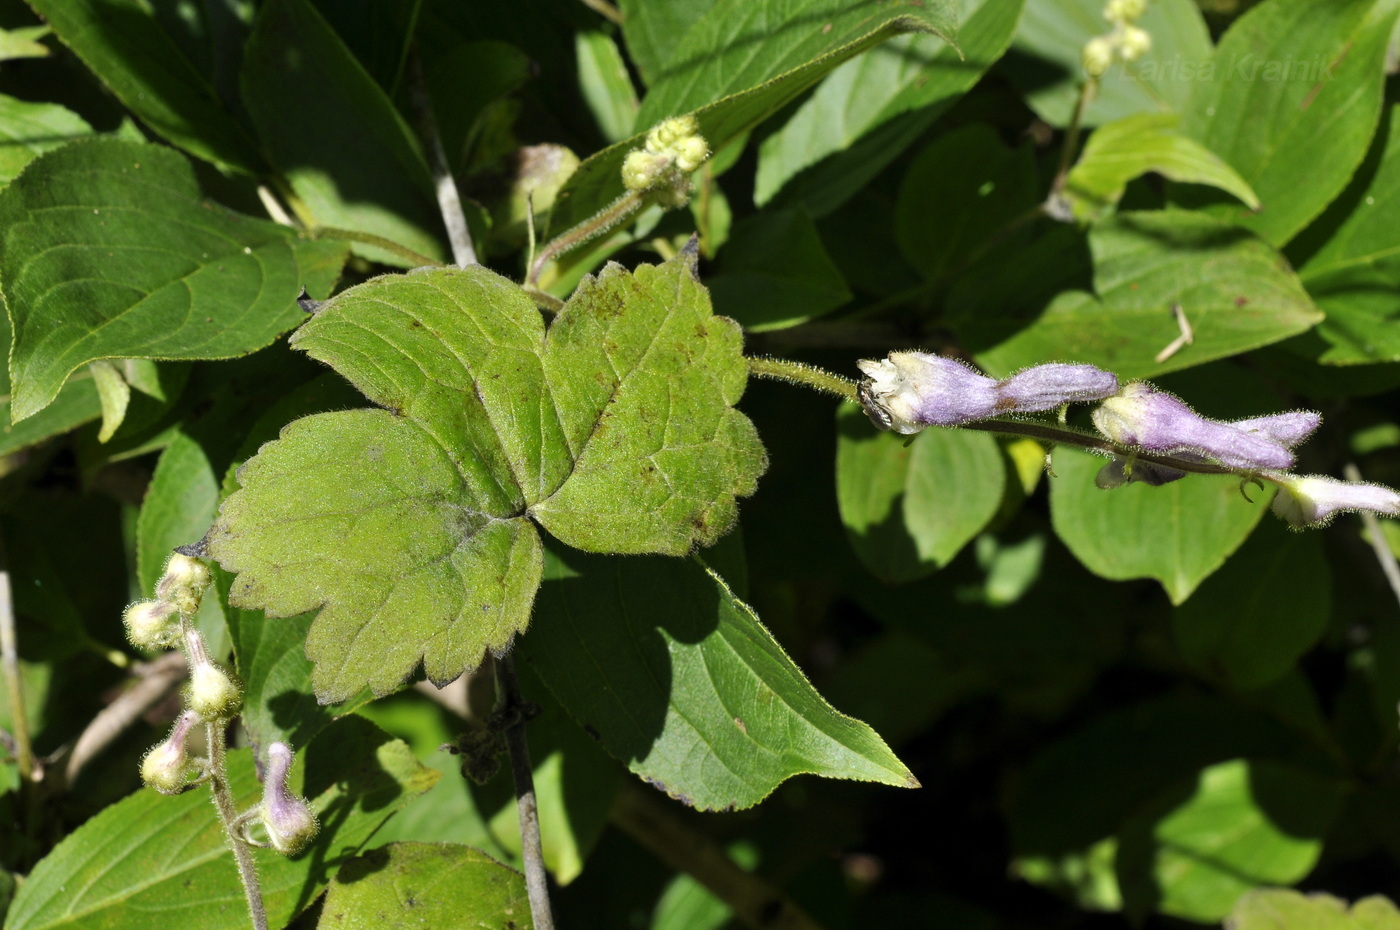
(998, 363), (1119, 413)
(1227, 411), (1321, 448)
(260, 742), (318, 855)
(1270, 474), (1400, 528)
(1091, 383), (1297, 471)
(856, 353), (1118, 433)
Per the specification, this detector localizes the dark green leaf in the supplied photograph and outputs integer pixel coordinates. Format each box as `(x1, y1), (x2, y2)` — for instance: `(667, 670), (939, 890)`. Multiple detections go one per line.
(546, 0), (957, 239)
(242, 0), (445, 266)
(1064, 112), (1259, 221)
(25, 0), (262, 173)
(756, 0), (1024, 214)
(1173, 518), (1331, 690)
(616, 0), (716, 86)
(1116, 759), (1346, 923)
(0, 139), (347, 422)
(3, 716), (438, 930)
(525, 548), (916, 811)
(835, 406), (1005, 582)
(308, 0), (421, 92)
(895, 124), (1039, 284)
(960, 211), (1323, 380)
(1006, 0), (1212, 128)
(0, 95), (91, 186)
(706, 208), (851, 331)
(208, 256), (764, 701)
(1174, 0), (1399, 246)
(1047, 445), (1269, 604)
(320, 843), (532, 929)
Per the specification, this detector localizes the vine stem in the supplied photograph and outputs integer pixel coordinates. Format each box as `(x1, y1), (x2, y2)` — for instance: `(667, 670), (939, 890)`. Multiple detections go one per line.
(747, 356), (858, 403)
(527, 190), (646, 286)
(206, 718), (268, 930)
(406, 41), (477, 267)
(494, 655), (556, 930)
(305, 226), (441, 269)
(1050, 78), (1096, 200)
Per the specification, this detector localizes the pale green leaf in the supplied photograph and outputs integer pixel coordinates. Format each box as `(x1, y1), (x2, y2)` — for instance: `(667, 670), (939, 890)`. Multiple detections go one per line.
(525, 548), (916, 811)
(3, 716), (438, 930)
(960, 211), (1324, 380)
(25, 0), (262, 173)
(86, 360), (129, 444)
(546, 0), (957, 240)
(836, 406), (1005, 583)
(0, 96), (92, 186)
(1006, 0), (1212, 128)
(1230, 889), (1400, 930)
(1116, 759), (1345, 923)
(0, 139), (347, 422)
(1065, 112), (1259, 221)
(577, 30), (640, 143)
(320, 843), (532, 930)
(756, 0), (1023, 214)
(241, 0), (446, 266)
(1174, 0), (1399, 246)
(1173, 519), (1331, 690)
(1048, 446), (1268, 604)
(208, 256), (764, 701)
(0, 25), (50, 61)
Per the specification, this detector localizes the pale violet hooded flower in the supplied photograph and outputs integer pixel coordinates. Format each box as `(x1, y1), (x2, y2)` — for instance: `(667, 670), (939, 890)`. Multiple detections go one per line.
(1270, 474), (1400, 528)
(857, 352), (1118, 433)
(260, 742), (318, 855)
(1091, 382), (1306, 472)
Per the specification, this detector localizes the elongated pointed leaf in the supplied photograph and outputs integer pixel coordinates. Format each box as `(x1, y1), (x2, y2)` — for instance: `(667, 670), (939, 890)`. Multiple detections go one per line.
(320, 843), (532, 930)
(525, 548), (916, 811)
(546, 0), (957, 240)
(0, 140), (346, 422)
(1174, 0), (1398, 246)
(3, 716), (438, 930)
(25, 0), (262, 173)
(208, 255), (765, 701)
(1048, 446), (1268, 604)
(960, 211), (1323, 380)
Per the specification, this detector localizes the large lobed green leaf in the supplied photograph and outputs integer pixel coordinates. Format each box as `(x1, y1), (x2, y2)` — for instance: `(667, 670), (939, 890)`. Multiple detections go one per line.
(3, 716), (438, 930)
(525, 548), (916, 811)
(959, 210), (1323, 380)
(546, 0), (957, 240)
(0, 139), (346, 423)
(207, 253), (765, 701)
(1174, 0), (1398, 246)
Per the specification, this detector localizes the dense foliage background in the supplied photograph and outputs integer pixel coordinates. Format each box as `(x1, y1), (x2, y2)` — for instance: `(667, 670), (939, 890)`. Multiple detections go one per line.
(3, 0), (1400, 927)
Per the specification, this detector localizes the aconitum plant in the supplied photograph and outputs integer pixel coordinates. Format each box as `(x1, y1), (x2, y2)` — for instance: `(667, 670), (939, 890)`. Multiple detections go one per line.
(4, 1), (1400, 929)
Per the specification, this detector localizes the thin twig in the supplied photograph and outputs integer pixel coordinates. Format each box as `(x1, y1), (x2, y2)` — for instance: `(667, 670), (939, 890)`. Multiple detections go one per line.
(578, 0), (623, 24)
(59, 651), (187, 788)
(406, 41), (477, 267)
(610, 779), (827, 930)
(1344, 462), (1400, 611)
(1050, 79), (1095, 200)
(494, 655), (555, 930)
(746, 357), (858, 403)
(0, 533), (32, 782)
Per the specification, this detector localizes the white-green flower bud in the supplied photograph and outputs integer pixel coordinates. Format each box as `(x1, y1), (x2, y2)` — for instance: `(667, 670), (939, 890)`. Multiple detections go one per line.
(141, 711), (201, 795)
(155, 552), (212, 615)
(1104, 0), (1148, 22)
(184, 630), (242, 721)
(1082, 36), (1115, 77)
(673, 136), (710, 173)
(622, 150), (669, 191)
(261, 742), (319, 855)
(646, 115), (699, 152)
(123, 600), (180, 652)
(1118, 25), (1152, 61)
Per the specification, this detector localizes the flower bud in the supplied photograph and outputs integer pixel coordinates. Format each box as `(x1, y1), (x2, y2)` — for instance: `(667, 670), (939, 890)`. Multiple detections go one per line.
(1091, 382), (1295, 471)
(1228, 411), (1321, 449)
(1083, 36), (1115, 77)
(141, 711), (201, 795)
(155, 552), (212, 615)
(622, 150), (668, 191)
(260, 742), (318, 855)
(997, 363), (1119, 413)
(1270, 474), (1400, 529)
(673, 135), (710, 173)
(646, 115), (699, 152)
(123, 600), (180, 652)
(1118, 25), (1152, 61)
(1104, 0), (1148, 22)
(857, 352), (1000, 433)
(185, 631), (242, 721)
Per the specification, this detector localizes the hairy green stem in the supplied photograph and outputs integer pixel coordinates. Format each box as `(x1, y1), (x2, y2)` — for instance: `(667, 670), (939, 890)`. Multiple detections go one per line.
(494, 655), (556, 930)
(206, 719), (267, 930)
(747, 356), (859, 403)
(1051, 79), (1095, 198)
(527, 190), (646, 286)
(306, 227), (442, 269)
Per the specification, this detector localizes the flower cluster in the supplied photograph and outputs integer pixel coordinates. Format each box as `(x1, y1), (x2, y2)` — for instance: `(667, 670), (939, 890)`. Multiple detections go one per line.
(621, 116), (710, 207)
(1082, 0), (1152, 77)
(855, 350), (1400, 530)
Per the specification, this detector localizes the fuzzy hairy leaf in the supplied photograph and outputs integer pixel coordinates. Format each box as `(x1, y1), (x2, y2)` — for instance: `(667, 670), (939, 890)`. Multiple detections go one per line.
(208, 255), (764, 701)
